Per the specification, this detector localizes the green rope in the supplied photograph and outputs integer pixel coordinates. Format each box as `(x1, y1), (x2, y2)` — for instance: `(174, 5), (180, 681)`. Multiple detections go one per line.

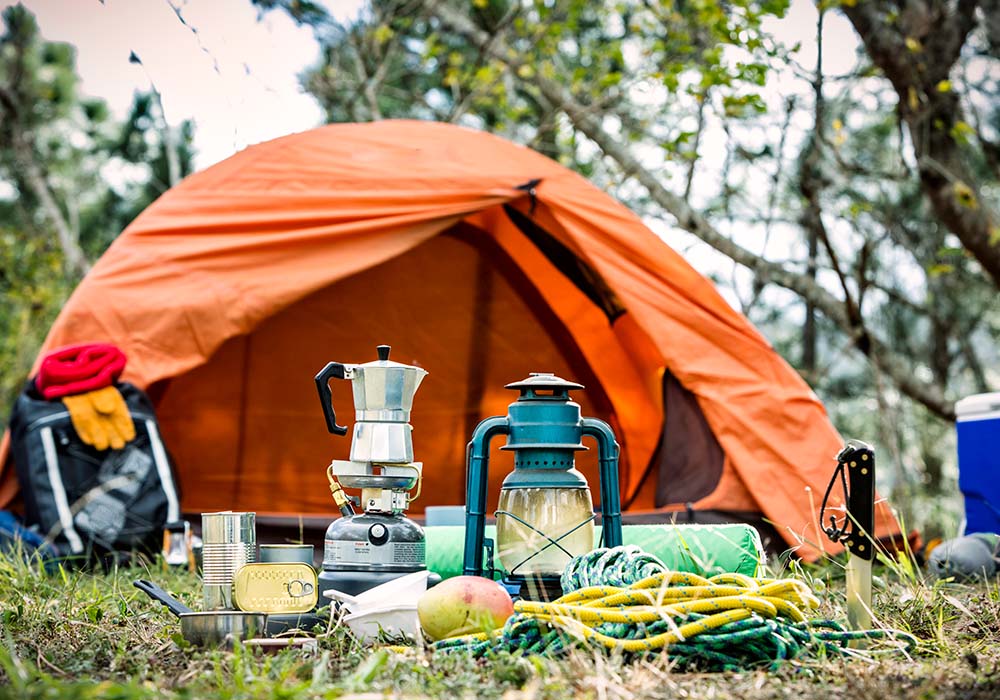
(433, 546), (919, 671)
(561, 545), (667, 592)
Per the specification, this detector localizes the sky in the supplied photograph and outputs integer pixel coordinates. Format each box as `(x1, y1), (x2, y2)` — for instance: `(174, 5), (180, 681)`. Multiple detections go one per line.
(12, 0), (862, 171)
(15, 0), (364, 167)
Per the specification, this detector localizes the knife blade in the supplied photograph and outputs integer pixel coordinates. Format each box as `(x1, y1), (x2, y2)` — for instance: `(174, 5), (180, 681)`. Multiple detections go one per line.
(845, 552), (872, 631)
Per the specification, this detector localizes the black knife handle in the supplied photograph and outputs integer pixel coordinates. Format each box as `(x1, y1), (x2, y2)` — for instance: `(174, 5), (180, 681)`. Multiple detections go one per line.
(838, 439), (875, 561)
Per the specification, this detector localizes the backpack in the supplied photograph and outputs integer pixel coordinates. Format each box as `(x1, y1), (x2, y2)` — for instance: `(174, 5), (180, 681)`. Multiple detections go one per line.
(8, 380), (181, 563)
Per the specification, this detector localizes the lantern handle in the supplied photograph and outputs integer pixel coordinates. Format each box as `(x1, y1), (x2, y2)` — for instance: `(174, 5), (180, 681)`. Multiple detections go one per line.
(463, 416), (510, 578)
(582, 417), (623, 548)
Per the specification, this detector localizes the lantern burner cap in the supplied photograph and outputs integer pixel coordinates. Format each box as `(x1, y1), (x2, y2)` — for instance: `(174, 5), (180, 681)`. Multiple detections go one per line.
(505, 373), (584, 394)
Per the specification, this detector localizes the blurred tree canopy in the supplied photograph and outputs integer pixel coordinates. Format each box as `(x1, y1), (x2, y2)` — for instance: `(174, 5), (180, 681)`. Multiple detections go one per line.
(0, 4), (194, 420)
(254, 0), (999, 533)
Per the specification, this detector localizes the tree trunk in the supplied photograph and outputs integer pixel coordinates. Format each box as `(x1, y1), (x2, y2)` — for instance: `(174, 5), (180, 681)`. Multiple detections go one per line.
(802, 229), (818, 375)
(842, 1), (1000, 289)
(801, 7), (825, 378)
(14, 133), (90, 277)
(0, 84), (90, 277)
(151, 88), (181, 187)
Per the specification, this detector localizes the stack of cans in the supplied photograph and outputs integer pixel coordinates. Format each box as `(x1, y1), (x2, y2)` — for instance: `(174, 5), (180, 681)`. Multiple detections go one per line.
(200, 512), (318, 622)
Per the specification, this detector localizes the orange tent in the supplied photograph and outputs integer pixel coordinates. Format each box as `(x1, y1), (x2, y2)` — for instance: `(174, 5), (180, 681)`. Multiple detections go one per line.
(0, 120), (898, 559)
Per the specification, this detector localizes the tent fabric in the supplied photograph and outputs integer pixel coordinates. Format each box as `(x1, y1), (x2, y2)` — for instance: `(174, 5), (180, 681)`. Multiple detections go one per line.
(0, 120), (899, 560)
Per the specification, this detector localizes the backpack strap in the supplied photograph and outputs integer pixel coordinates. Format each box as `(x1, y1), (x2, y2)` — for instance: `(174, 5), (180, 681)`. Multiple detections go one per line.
(144, 419), (180, 522)
(38, 426), (84, 553)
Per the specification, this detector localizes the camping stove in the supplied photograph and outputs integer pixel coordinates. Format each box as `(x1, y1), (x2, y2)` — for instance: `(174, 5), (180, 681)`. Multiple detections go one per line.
(313, 345), (430, 596)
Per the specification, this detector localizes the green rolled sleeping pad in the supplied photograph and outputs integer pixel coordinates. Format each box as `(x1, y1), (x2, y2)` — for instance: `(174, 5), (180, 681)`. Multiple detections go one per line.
(424, 523), (765, 580)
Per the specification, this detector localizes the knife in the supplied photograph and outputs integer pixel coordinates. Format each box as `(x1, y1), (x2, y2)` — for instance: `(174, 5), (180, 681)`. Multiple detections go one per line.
(838, 440), (875, 631)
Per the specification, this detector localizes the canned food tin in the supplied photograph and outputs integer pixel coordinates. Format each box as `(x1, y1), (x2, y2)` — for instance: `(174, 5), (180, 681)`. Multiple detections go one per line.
(201, 511), (256, 610)
(259, 544), (314, 566)
(233, 563), (318, 614)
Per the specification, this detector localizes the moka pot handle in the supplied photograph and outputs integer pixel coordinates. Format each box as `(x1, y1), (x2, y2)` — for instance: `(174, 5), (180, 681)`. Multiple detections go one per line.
(314, 362), (349, 436)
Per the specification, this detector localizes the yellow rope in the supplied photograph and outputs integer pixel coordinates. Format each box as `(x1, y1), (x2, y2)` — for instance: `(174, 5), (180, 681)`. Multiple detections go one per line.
(499, 570), (820, 652)
(630, 571), (713, 589)
(541, 608), (755, 652)
(557, 586), (623, 604)
(586, 585), (751, 607)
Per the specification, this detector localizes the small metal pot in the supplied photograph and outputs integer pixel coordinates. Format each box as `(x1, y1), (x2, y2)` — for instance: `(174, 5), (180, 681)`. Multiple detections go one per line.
(133, 579), (267, 647)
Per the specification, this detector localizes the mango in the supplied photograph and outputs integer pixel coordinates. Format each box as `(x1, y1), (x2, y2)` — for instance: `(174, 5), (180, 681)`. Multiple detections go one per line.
(417, 576), (514, 641)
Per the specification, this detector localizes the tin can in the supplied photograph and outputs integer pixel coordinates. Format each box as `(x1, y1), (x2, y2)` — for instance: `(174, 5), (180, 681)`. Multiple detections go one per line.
(201, 511), (256, 610)
(259, 544), (314, 566)
(233, 563), (318, 614)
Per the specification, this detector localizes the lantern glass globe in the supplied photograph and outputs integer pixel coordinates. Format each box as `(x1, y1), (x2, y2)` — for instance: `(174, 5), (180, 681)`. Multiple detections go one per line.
(496, 487), (595, 576)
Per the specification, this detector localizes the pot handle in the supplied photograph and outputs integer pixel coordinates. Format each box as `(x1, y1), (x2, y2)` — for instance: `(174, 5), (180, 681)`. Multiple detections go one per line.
(133, 579), (194, 617)
(314, 362), (349, 436)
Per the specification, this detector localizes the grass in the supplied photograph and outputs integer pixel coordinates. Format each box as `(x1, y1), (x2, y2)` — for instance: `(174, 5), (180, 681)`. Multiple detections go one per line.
(1, 546), (999, 700)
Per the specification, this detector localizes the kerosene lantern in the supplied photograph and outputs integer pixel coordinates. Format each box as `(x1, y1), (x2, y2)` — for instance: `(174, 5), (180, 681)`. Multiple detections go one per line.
(463, 373), (623, 599)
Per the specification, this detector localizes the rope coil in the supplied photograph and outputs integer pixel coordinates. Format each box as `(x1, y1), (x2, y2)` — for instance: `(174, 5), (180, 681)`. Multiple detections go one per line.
(560, 545), (666, 591)
(433, 546), (917, 670)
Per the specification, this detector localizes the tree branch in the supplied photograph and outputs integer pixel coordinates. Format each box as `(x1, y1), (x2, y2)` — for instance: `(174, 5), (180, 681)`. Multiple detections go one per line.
(347, 29), (382, 120)
(424, 0), (956, 420)
(683, 90), (708, 200)
(959, 333), (989, 393)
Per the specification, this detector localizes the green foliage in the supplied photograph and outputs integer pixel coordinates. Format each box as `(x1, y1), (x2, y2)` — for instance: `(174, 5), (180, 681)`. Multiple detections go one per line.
(0, 6), (195, 420)
(250, 0), (330, 27)
(0, 228), (71, 423)
(278, 0), (791, 172)
(96, 92), (196, 251)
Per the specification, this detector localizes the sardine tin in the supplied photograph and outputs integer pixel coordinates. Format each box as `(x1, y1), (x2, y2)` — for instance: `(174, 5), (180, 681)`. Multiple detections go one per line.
(233, 562), (318, 614)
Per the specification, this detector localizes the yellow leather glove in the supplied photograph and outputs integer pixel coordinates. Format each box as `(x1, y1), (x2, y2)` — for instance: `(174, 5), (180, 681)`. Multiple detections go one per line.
(90, 386), (136, 449)
(63, 392), (104, 449)
(62, 386), (136, 450)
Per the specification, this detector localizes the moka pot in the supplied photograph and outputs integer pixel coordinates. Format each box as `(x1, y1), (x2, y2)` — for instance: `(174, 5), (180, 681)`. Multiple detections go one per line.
(314, 345), (433, 596)
(315, 345), (427, 463)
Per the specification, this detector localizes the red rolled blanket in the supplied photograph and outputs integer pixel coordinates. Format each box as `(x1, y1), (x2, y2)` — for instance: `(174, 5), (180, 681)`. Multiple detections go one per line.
(35, 343), (127, 400)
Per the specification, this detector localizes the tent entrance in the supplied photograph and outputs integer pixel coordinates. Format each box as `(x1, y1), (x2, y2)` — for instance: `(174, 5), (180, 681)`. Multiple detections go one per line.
(493, 202), (736, 517)
(502, 205), (626, 323)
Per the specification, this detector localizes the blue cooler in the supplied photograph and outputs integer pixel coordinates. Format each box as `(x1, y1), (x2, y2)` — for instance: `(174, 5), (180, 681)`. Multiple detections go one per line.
(956, 392), (1000, 534)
